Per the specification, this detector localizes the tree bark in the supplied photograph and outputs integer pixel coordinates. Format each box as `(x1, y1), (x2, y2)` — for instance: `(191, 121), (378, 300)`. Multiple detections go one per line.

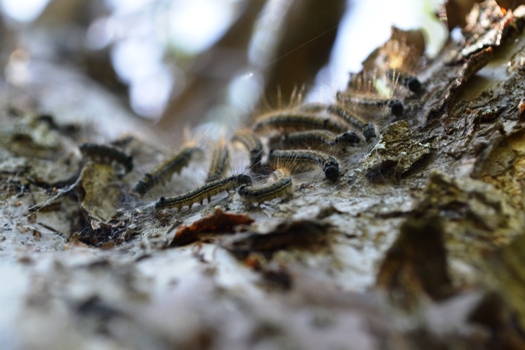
(1, 1), (525, 349)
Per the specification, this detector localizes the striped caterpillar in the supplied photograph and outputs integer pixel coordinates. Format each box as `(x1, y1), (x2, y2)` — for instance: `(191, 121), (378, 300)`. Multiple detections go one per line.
(155, 174), (252, 211)
(270, 129), (360, 152)
(133, 145), (202, 196)
(238, 168), (293, 204)
(268, 149), (340, 181)
(280, 103), (380, 141)
(324, 105), (377, 142)
(386, 69), (422, 93)
(252, 111), (350, 135)
(206, 140), (230, 183)
(232, 129), (264, 170)
(79, 143), (133, 173)
(333, 94), (405, 117)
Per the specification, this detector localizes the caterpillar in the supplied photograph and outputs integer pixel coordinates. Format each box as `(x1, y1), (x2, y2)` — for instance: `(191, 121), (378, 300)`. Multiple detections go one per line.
(333, 94), (405, 117)
(337, 65), (408, 117)
(386, 69), (422, 93)
(268, 149), (340, 181)
(232, 129), (264, 170)
(238, 168), (293, 204)
(133, 145), (202, 196)
(154, 174), (252, 211)
(252, 112), (349, 135)
(324, 105), (377, 142)
(270, 129), (360, 152)
(295, 103), (378, 141)
(206, 140), (230, 183)
(79, 143), (133, 173)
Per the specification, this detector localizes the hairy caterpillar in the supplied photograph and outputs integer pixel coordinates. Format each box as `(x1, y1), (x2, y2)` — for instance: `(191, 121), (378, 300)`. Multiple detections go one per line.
(386, 69), (422, 93)
(322, 105), (377, 142)
(270, 129), (360, 152)
(332, 94), (405, 117)
(268, 149), (340, 181)
(206, 140), (230, 183)
(337, 65), (408, 118)
(238, 168), (293, 204)
(79, 143), (133, 173)
(155, 174), (252, 211)
(231, 129), (264, 170)
(252, 112), (349, 135)
(133, 145), (202, 196)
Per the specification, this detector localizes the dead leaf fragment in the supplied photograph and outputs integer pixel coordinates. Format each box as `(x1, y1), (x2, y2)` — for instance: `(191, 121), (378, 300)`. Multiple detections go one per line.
(225, 220), (332, 259)
(168, 207), (254, 247)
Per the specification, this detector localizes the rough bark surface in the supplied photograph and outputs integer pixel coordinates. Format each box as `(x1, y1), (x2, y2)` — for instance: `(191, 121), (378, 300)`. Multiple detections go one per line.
(2, 1), (525, 349)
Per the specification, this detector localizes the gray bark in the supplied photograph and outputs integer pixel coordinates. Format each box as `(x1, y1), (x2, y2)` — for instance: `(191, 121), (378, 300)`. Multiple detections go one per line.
(1, 1), (525, 349)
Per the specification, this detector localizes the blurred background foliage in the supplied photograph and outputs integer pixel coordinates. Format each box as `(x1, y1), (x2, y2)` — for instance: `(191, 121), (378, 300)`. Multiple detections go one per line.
(3, 0), (516, 144)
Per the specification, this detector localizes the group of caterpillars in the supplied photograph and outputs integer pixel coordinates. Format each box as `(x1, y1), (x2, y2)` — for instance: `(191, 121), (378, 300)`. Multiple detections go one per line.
(79, 39), (423, 215)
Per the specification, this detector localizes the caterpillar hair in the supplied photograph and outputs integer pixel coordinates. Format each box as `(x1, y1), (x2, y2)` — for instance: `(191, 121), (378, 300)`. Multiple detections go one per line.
(133, 145), (202, 196)
(268, 149), (340, 181)
(323, 105), (377, 142)
(271, 130), (360, 152)
(386, 69), (421, 93)
(232, 129), (263, 170)
(297, 103), (327, 113)
(238, 168), (293, 204)
(263, 84), (306, 113)
(206, 139), (230, 183)
(155, 174), (252, 211)
(339, 64), (408, 118)
(252, 112), (349, 135)
(346, 70), (380, 95)
(79, 143), (133, 173)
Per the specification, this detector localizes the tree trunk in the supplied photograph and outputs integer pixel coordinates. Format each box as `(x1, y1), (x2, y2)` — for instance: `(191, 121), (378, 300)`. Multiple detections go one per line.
(1, 1), (525, 349)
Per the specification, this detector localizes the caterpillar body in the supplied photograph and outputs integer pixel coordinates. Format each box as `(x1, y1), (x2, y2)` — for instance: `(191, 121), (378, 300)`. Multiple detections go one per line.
(206, 141), (230, 183)
(268, 149), (340, 181)
(155, 174), (252, 211)
(386, 69), (422, 93)
(324, 105), (377, 142)
(232, 129), (264, 170)
(333, 94), (405, 117)
(270, 130), (360, 152)
(79, 143), (133, 173)
(133, 146), (202, 196)
(238, 168), (293, 204)
(252, 112), (349, 135)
